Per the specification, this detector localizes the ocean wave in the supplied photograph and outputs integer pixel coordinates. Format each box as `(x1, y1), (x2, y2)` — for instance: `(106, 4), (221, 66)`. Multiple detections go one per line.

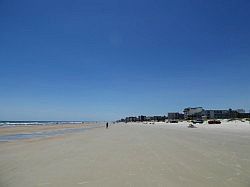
(0, 121), (83, 126)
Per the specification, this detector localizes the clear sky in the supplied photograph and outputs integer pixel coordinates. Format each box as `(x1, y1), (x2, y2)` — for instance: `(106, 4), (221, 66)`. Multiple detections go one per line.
(0, 0), (250, 121)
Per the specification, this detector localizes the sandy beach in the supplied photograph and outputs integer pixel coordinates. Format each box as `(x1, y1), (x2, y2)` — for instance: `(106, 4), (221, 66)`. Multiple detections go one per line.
(1, 122), (250, 187)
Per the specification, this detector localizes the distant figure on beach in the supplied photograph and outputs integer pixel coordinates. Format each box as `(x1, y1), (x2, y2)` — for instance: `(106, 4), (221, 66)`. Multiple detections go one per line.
(106, 122), (109, 129)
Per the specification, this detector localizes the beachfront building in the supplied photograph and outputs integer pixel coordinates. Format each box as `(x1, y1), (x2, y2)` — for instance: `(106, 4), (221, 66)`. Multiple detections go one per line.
(118, 108), (249, 123)
(238, 112), (250, 118)
(145, 116), (151, 121)
(184, 107), (246, 120)
(236, 109), (245, 113)
(125, 117), (137, 123)
(144, 116), (166, 122)
(183, 107), (204, 120)
(227, 109), (239, 119)
(122, 115), (166, 122)
(168, 113), (184, 120)
(203, 110), (229, 119)
(138, 115), (146, 122)
(155, 116), (167, 122)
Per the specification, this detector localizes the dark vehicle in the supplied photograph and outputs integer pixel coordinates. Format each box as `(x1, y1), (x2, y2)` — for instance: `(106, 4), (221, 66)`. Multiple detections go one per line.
(192, 119), (204, 124)
(169, 120), (178, 123)
(208, 120), (221, 124)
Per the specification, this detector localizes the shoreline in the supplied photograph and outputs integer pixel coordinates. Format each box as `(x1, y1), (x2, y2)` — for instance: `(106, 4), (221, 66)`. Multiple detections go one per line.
(0, 123), (104, 135)
(0, 123), (105, 142)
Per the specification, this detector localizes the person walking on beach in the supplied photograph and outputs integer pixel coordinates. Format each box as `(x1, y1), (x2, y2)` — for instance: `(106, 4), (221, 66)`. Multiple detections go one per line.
(106, 122), (109, 129)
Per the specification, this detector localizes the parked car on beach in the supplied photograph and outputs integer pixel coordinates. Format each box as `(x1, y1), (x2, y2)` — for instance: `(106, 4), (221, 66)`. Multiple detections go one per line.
(208, 120), (221, 124)
(169, 120), (178, 123)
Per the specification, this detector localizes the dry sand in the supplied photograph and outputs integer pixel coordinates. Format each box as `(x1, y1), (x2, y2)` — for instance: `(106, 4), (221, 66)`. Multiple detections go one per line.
(0, 122), (250, 187)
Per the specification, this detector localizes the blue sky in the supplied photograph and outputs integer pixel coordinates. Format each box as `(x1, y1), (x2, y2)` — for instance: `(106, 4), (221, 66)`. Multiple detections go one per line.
(0, 0), (250, 121)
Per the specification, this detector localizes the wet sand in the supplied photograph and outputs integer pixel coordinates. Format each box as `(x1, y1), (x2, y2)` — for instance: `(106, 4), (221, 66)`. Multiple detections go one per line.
(0, 123), (96, 136)
(0, 123), (250, 187)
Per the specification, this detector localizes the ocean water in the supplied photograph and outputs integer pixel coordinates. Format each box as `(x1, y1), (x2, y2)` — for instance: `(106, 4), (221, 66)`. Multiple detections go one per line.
(0, 121), (84, 126)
